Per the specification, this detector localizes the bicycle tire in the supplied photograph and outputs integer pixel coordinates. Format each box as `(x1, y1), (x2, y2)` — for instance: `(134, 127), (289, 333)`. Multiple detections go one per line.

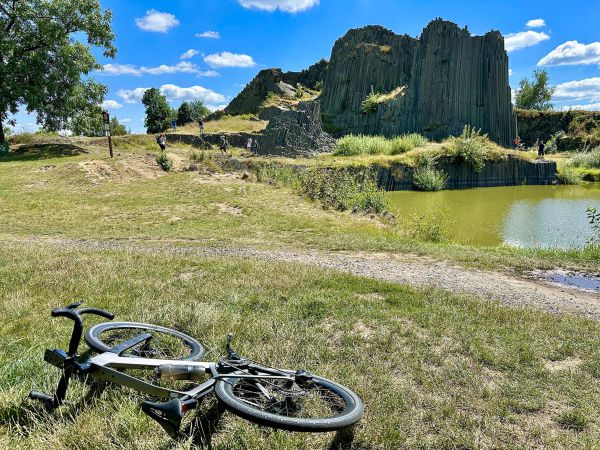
(85, 322), (205, 361)
(214, 368), (363, 432)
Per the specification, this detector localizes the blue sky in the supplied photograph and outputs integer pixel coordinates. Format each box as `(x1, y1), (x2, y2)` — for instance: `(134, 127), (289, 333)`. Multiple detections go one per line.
(11, 0), (600, 133)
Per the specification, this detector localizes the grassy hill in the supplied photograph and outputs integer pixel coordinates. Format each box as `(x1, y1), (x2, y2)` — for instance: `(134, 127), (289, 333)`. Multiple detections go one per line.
(1, 134), (600, 448)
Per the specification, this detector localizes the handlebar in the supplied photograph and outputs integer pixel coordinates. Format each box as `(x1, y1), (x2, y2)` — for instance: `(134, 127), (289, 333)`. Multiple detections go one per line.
(51, 302), (114, 356)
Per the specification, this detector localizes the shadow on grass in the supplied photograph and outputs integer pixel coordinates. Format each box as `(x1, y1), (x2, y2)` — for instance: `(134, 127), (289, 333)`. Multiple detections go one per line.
(0, 143), (88, 162)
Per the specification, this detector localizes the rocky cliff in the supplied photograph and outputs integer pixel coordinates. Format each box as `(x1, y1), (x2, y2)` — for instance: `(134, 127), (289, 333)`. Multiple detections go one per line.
(224, 59), (328, 115)
(320, 20), (516, 146)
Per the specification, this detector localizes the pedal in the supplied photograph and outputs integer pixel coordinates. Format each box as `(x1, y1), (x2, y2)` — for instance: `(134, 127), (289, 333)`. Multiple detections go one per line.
(43, 349), (69, 369)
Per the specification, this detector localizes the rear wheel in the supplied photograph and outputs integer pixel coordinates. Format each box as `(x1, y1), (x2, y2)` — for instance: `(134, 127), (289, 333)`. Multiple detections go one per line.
(85, 322), (205, 361)
(214, 368), (363, 432)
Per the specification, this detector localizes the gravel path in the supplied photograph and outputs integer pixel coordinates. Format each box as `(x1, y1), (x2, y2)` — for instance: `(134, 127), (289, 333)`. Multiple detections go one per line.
(6, 237), (600, 321)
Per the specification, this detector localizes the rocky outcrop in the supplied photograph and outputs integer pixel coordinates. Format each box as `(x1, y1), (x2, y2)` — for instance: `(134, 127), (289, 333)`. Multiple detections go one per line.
(256, 101), (335, 157)
(377, 157), (556, 190)
(224, 60), (328, 115)
(320, 20), (516, 146)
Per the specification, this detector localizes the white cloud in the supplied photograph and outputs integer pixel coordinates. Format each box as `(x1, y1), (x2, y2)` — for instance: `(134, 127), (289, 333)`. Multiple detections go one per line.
(554, 77), (600, 102)
(117, 85), (226, 105)
(120, 118), (132, 123)
(204, 52), (256, 68)
(559, 102), (600, 111)
(238, 0), (319, 12)
(140, 61), (201, 75)
(196, 31), (220, 39)
(135, 10), (179, 33)
(504, 31), (550, 52)
(100, 64), (142, 76)
(206, 104), (229, 112)
(117, 87), (150, 104)
(101, 100), (123, 110)
(526, 18), (546, 28)
(509, 69), (513, 76)
(180, 49), (199, 60)
(100, 61), (218, 77)
(538, 41), (600, 67)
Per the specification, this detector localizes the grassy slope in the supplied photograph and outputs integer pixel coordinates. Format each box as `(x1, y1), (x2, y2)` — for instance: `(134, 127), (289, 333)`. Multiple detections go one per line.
(0, 135), (597, 271)
(2, 244), (600, 449)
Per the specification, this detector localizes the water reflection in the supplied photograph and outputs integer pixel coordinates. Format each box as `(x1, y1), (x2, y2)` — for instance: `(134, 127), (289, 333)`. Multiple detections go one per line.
(387, 185), (600, 249)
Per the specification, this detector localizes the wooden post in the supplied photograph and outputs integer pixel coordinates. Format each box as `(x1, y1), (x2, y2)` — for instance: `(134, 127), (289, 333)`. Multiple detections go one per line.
(102, 110), (113, 158)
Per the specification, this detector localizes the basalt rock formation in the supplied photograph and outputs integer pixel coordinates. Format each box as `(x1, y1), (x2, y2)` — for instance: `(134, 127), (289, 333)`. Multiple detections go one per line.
(256, 101), (335, 157)
(320, 19), (516, 146)
(224, 59), (328, 115)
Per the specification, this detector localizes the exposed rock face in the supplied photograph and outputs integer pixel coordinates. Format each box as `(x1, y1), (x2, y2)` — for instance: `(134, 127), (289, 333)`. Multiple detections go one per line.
(257, 101), (335, 157)
(224, 59), (328, 115)
(320, 20), (516, 146)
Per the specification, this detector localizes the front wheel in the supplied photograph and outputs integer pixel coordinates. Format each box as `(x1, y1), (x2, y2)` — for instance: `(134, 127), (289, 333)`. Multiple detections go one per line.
(214, 367), (363, 432)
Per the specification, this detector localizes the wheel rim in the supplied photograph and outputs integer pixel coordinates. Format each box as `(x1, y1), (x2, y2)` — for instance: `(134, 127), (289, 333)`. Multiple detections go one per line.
(86, 322), (204, 361)
(226, 374), (353, 421)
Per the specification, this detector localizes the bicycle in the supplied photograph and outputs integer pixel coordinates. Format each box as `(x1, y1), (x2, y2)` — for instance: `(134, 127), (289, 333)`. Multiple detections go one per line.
(28, 302), (364, 438)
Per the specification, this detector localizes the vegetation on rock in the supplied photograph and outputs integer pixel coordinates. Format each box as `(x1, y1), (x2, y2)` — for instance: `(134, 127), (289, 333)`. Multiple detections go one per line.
(334, 133), (428, 156)
(444, 125), (492, 172)
(412, 165), (448, 191)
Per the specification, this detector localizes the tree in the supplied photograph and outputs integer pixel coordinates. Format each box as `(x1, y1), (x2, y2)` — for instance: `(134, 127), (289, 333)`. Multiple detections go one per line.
(71, 105), (104, 137)
(110, 116), (127, 136)
(515, 69), (555, 111)
(189, 100), (210, 122)
(177, 102), (193, 126)
(0, 0), (116, 142)
(142, 88), (171, 133)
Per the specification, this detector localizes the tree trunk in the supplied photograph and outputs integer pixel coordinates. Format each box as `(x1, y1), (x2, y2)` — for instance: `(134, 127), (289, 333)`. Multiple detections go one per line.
(0, 120), (5, 143)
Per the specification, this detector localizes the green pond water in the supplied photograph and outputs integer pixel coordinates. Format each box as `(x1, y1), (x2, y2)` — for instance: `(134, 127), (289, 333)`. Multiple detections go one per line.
(387, 185), (600, 249)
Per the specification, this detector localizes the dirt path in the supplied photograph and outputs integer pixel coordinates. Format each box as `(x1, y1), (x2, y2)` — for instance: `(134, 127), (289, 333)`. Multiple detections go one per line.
(5, 236), (600, 320)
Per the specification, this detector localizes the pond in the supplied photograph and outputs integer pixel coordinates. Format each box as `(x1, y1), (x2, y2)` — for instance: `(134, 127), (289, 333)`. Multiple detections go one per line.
(387, 185), (600, 249)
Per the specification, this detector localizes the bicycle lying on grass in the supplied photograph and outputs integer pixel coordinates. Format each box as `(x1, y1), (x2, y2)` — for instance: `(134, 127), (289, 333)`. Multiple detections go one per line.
(29, 303), (364, 438)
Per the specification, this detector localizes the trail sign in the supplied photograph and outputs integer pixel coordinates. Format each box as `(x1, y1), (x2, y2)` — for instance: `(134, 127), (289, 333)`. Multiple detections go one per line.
(102, 110), (113, 158)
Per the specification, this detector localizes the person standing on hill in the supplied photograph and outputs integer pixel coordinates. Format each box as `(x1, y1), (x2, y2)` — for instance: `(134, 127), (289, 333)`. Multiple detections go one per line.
(538, 140), (545, 160)
(157, 134), (166, 151)
(246, 137), (253, 154)
(219, 135), (229, 156)
(198, 117), (205, 135)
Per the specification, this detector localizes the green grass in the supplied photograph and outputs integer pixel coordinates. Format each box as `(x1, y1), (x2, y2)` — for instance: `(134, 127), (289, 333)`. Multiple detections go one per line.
(333, 134), (428, 157)
(572, 147), (600, 169)
(412, 165), (448, 191)
(2, 244), (600, 448)
(177, 114), (268, 134)
(0, 135), (598, 273)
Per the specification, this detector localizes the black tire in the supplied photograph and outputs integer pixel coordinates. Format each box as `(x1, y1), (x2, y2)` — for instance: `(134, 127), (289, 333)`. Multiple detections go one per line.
(85, 322), (205, 361)
(214, 368), (363, 432)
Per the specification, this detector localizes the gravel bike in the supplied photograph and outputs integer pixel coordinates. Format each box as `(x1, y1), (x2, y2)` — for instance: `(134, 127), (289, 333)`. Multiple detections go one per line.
(29, 303), (363, 438)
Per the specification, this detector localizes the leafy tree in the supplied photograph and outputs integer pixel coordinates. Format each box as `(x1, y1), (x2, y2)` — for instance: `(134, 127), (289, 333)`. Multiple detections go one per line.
(0, 0), (116, 142)
(110, 116), (127, 136)
(189, 100), (210, 122)
(142, 88), (171, 133)
(71, 105), (104, 136)
(177, 102), (193, 125)
(515, 69), (555, 111)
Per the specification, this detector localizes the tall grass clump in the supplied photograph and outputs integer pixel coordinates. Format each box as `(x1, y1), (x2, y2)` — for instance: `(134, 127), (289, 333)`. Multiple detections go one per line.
(334, 133), (428, 156)
(333, 135), (391, 156)
(412, 166), (448, 191)
(155, 152), (173, 172)
(445, 125), (492, 172)
(557, 164), (583, 185)
(406, 207), (452, 242)
(571, 146), (600, 169)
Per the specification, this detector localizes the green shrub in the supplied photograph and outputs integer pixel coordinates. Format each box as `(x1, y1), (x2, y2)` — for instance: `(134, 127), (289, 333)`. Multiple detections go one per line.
(557, 164), (583, 185)
(445, 125), (491, 172)
(156, 152), (173, 172)
(390, 133), (429, 155)
(295, 86), (304, 99)
(361, 87), (383, 114)
(571, 146), (600, 169)
(587, 206), (600, 248)
(412, 166), (448, 191)
(407, 208), (451, 242)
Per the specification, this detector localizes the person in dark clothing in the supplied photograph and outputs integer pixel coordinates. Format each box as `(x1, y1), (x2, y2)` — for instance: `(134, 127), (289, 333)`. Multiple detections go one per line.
(156, 134), (166, 151)
(219, 135), (229, 155)
(198, 118), (204, 135)
(538, 140), (545, 160)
